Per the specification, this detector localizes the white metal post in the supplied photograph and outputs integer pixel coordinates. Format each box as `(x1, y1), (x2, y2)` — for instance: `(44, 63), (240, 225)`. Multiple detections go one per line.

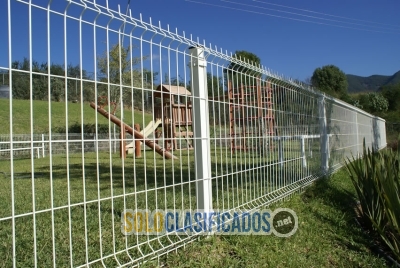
(318, 95), (329, 174)
(300, 136), (306, 168)
(189, 46), (212, 213)
(42, 134), (45, 158)
(381, 119), (387, 149)
(355, 112), (359, 157)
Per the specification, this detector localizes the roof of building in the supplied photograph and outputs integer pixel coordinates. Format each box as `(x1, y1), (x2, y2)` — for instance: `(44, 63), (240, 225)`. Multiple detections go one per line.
(155, 84), (191, 96)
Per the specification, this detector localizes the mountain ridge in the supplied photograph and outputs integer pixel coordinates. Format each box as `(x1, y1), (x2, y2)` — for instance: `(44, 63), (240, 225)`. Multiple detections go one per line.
(347, 70), (400, 93)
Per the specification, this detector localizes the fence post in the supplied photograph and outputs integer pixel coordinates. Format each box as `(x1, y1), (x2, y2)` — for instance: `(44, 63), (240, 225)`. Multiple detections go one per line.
(318, 94), (329, 174)
(300, 136), (306, 168)
(355, 112), (359, 157)
(134, 124), (141, 158)
(189, 46), (212, 214)
(120, 127), (126, 159)
(42, 134), (45, 158)
(94, 133), (98, 152)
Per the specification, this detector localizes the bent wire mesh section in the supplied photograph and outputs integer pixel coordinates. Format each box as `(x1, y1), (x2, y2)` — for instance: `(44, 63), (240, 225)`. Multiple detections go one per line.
(0, 0), (387, 267)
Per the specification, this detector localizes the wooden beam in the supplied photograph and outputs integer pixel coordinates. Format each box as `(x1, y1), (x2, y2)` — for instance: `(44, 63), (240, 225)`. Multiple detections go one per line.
(90, 102), (178, 160)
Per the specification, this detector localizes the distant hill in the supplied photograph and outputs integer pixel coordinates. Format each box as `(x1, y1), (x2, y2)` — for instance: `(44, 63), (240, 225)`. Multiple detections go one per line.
(347, 70), (400, 93)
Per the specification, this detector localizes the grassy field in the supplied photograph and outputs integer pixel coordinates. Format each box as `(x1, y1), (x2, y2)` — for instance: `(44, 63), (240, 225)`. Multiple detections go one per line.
(0, 98), (153, 134)
(0, 98), (390, 267)
(0, 144), (321, 267)
(160, 169), (389, 268)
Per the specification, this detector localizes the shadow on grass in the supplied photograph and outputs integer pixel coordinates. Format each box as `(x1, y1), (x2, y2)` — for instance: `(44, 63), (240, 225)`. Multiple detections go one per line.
(301, 175), (355, 211)
(19, 150), (313, 190)
(301, 174), (392, 264)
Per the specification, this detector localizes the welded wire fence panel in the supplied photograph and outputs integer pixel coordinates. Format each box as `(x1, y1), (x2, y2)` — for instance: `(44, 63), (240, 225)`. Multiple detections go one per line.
(208, 70), (324, 214)
(0, 134), (44, 159)
(0, 0), (386, 267)
(0, 133), (116, 159)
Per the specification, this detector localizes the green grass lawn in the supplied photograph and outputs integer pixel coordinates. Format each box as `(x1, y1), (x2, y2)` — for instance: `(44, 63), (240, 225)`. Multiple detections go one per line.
(0, 98), (153, 134)
(0, 99), (387, 267)
(0, 145), (320, 267)
(160, 169), (389, 268)
(0, 147), (388, 267)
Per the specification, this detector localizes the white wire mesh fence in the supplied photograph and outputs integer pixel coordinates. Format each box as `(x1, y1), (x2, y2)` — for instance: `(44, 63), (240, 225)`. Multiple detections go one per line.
(0, 133), (123, 159)
(0, 0), (386, 267)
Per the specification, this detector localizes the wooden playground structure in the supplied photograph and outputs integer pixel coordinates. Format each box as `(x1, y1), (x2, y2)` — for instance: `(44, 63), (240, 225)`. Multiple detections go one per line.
(228, 78), (275, 152)
(91, 79), (275, 158)
(153, 84), (193, 151)
(90, 84), (193, 160)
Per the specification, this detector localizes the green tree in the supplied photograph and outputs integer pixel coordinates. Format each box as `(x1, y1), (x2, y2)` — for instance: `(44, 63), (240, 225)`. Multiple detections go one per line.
(224, 50), (262, 88)
(97, 44), (154, 108)
(163, 74), (186, 87)
(311, 65), (348, 99)
(226, 50), (261, 73)
(367, 92), (389, 113)
(353, 92), (389, 114)
(9, 58), (92, 102)
(207, 72), (224, 98)
(380, 83), (400, 111)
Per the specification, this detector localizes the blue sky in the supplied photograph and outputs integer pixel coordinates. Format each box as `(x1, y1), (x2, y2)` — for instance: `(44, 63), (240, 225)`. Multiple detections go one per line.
(1, 0), (399, 81)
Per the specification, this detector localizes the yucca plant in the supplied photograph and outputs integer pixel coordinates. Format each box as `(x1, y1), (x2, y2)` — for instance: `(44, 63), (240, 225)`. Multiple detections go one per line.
(377, 148), (400, 261)
(345, 139), (400, 262)
(346, 140), (386, 230)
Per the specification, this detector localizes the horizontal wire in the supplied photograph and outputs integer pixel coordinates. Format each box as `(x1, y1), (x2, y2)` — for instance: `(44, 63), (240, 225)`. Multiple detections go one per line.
(222, 0), (400, 32)
(184, 0), (400, 35)
(252, 0), (400, 29)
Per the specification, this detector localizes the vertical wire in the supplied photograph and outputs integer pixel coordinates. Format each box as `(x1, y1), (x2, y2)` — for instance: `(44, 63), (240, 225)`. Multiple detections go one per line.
(175, 39), (184, 215)
(144, 18), (155, 252)
(242, 70), (248, 207)
(216, 59), (223, 212)
(110, 16), (123, 267)
(220, 56), (227, 212)
(136, 15), (146, 257)
(28, 1), (38, 266)
(124, 13), (135, 262)
(92, 1), (105, 265)
(211, 61), (219, 211)
(146, 24), (156, 254)
(62, 1), (74, 266)
(78, 4), (89, 265)
(46, 1), (56, 266)
(276, 82), (280, 191)
(165, 27), (174, 228)
(7, 0), (16, 266)
(105, 0), (113, 263)
(234, 67), (240, 209)
(183, 34), (192, 214)
(237, 69), (243, 208)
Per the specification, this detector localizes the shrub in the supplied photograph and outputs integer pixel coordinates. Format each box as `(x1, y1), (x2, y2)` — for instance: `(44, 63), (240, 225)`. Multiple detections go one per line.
(53, 123), (110, 134)
(346, 139), (400, 262)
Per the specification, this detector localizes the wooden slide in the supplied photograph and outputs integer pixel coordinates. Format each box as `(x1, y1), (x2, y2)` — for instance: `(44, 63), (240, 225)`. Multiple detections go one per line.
(90, 102), (177, 160)
(126, 119), (162, 154)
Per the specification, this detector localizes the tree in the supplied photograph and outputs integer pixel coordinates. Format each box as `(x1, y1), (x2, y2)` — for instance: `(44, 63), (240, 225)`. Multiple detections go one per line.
(353, 92), (389, 114)
(367, 93), (389, 113)
(9, 58), (93, 102)
(163, 73), (186, 87)
(97, 44), (155, 108)
(311, 65), (348, 99)
(207, 72), (223, 98)
(224, 50), (262, 88)
(380, 83), (400, 111)
(226, 50), (261, 73)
